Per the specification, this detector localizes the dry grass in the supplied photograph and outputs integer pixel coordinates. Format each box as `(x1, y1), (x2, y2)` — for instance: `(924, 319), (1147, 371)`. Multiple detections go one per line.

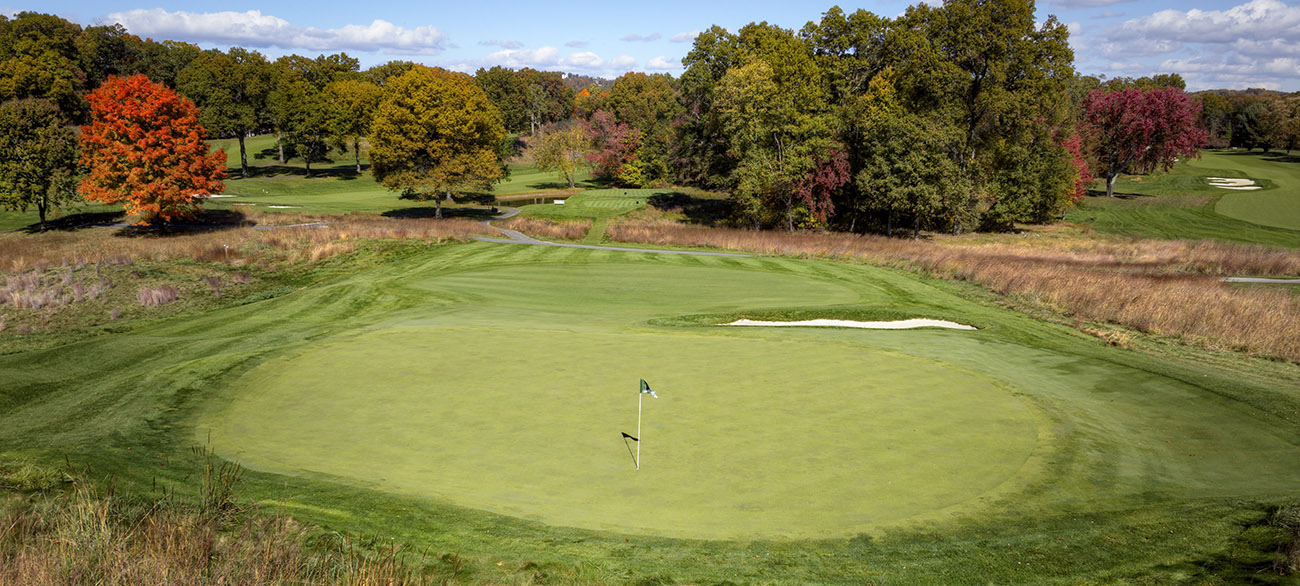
(0, 212), (495, 274)
(0, 213), (496, 339)
(0, 477), (437, 585)
(606, 223), (1300, 361)
(498, 216), (593, 241)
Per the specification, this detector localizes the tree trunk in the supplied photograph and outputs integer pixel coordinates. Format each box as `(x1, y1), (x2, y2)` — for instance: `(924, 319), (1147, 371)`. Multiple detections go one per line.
(354, 137), (362, 173)
(238, 135), (249, 178)
(304, 156), (312, 177)
(436, 188), (448, 219)
(886, 211), (893, 237)
(276, 132), (286, 164)
(37, 197), (47, 231)
(1106, 173), (1117, 197)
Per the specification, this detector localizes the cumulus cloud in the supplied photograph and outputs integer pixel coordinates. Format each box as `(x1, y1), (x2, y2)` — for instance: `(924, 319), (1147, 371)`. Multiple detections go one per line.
(670, 30), (700, 43)
(646, 56), (679, 70)
(483, 46), (561, 69)
(565, 40), (588, 48)
(108, 9), (447, 55)
(479, 39), (523, 50)
(467, 47), (635, 76)
(620, 32), (662, 42)
(1090, 0), (1300, 89)
(1109, 0), (1300, 44)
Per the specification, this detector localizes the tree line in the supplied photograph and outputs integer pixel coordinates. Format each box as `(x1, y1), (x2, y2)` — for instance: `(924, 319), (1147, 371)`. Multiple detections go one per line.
(0, 3), (1219, 234)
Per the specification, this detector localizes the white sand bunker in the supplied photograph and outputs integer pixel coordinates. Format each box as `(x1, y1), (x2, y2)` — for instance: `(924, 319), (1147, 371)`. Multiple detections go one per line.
(195, 194), (235, 198)
(1207, 177), (1261, 190)
(267, 205), (300, 209)
(725, 318), (977, 330)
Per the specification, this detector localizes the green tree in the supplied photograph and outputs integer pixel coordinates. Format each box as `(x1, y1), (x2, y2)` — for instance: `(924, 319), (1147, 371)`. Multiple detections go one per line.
(605, 72), (681, 184)
(76, 24), (144, 87)
(0, 98), (79, 229)
(178, 48), (272, 177)
(855, 113), (970, 238)
(137, 40), (201, 89)
(268, 58), (332, 170)
(534, 124), (589, 188)
(324, 78), (383, 172)
(0, 12), (87, 120)
(367, 60), (415, 86)
(716, 54), (836, 231)
(475, 65), (527, 132)
(370, 66), (506, 218)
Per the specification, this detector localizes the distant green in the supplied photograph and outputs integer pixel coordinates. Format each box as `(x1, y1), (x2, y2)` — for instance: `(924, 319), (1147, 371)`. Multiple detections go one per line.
(1067, 150), (1300, 247)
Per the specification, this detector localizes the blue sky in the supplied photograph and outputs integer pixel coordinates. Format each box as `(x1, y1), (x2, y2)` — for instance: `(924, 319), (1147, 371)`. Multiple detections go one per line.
(9, 0), (1300, 91)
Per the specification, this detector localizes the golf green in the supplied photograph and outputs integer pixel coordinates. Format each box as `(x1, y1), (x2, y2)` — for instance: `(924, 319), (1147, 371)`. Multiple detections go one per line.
(202, 262), (1041, 539)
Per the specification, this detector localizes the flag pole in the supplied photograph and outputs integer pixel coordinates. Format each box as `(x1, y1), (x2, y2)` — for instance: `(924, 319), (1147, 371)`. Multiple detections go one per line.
(636, 386), (643, 471)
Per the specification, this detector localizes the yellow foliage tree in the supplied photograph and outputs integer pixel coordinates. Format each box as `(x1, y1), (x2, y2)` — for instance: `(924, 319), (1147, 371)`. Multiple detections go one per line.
(369, 66), (506, 218)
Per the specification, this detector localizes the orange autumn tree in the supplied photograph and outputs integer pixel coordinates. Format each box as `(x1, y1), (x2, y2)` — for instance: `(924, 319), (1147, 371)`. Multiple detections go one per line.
(80, 74), (226, 224)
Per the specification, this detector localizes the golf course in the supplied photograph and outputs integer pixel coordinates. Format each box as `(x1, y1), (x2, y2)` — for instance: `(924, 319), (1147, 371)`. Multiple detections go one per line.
(4, 219), (1299, 582)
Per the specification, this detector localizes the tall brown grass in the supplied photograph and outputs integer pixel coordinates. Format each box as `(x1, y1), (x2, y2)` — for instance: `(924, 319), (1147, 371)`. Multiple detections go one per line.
(498, 216), (593, 241)
(606, 223), (1300, 361)
(0, 213), (495, 274)
(0, 479), (436, 585)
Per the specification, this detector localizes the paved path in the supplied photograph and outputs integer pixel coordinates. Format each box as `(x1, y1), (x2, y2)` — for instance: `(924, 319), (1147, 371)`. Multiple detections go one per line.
(1223, 277), (1300, 284)
(475, 209), (751, 258)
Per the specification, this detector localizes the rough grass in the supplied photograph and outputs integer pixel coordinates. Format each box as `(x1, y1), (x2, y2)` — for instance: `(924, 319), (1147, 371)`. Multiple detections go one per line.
(0, 212), (494, 343)
(604, 222), (1300, 361)
(497, 216), (592, 240)
(0, 212), (493, 274)
(0, 460), (445, 586)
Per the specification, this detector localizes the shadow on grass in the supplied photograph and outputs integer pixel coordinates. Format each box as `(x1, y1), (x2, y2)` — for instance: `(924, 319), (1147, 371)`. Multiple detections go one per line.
(1215, 149), (1300, 165)
(647, 191), (731, 226)
(112, 209), (252, 237)
(23, 210), (127, 233)
(1084, 189), (1158, 200)
(381, 207), (497, 220)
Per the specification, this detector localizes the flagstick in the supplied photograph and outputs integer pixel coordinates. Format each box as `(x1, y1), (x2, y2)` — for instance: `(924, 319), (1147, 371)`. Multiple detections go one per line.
(636, 388), (643, 471)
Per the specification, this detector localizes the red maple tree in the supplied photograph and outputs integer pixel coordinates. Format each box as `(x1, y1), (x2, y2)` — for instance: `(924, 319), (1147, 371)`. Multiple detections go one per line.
(80, 74), (226, 223)
(793, 148), (849, 224)
(1083, 86), (1207, 197)
(584, 109), (640, 180)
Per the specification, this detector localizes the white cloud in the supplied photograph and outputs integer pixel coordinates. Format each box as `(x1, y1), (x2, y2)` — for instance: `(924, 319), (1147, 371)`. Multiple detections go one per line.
(620, 32), (662, 42)
(1094, 10), (1126, 19)
(646, 56), (679, 70)
(1089, 0), (1300, 90)
(108, 9), (447, 55)
(483, 46), (560, 69)
(1109, 0), (1300, 44)
(479, 39), (523, 50)
(565, 40), (588, 48)
(563, 52), (604, 69)
(609, 55), (636, 69)
(670, 30), (700, 43)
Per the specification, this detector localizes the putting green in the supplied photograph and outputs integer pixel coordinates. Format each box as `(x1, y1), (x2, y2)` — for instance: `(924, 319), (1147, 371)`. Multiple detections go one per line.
(204, 262), (1041, 539)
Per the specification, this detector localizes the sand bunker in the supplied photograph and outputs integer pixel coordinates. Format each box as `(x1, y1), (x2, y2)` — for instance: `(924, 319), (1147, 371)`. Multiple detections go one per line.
(267, 205), (300, 209)
(725, 318), (977, 330)
(1207, 177), (1261, 190)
